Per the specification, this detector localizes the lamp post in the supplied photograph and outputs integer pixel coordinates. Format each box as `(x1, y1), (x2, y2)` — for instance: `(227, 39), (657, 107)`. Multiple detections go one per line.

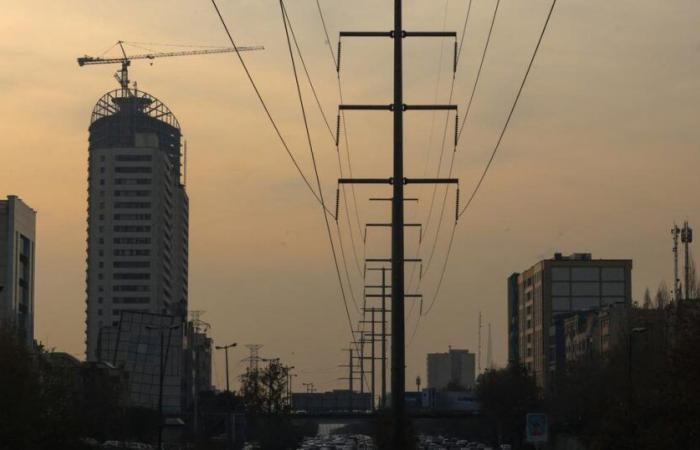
(215, 342), (237, 450)
(285, 366), (296, 410)
(145, 323), (180, 450)
(215, 342), (238, 393)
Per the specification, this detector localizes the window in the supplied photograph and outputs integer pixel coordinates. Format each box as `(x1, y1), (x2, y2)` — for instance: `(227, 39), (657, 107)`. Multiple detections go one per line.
(572, 267), (599, 281)
(113, 261), (150, 268)
(115, 178), (152, 185)
(572, 297), (599, 311)
(113, 249), (150, 256)
(114, 237), (151, 245)
(572, 282), (599, 296)
(113, 225), (151, 232)
(551, 267), (570, 281)
(114, 190), (150, 197)
(113, 297), (150, 304)
(113, 285), (150, 292)
(602, 267), (625, 281)
(552, 297), (570, 312)
(602, 297), (625, 306)
(552, 282), (569, 296)
(114, 213), (151, 220)
(114, 202), (151, 209)
(115, 155), (152, 162)
(114, 273), (151, 280)
(602, 282), (624, 296)
(115, 167), (152, 173)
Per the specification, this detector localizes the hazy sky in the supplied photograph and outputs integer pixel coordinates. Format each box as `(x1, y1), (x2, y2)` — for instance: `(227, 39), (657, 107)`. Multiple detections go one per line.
(1, 0), (698, 392)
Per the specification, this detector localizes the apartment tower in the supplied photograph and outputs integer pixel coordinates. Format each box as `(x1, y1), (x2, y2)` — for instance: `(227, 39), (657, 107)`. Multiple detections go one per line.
(85, 88), (188, 361)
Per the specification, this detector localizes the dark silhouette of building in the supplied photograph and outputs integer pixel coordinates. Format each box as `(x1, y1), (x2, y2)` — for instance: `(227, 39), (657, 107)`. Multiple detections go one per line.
(508, 253), (632, 389)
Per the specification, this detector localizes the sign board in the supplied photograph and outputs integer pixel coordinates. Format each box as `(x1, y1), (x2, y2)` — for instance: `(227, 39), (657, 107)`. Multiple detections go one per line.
(526, 413), (548, 443)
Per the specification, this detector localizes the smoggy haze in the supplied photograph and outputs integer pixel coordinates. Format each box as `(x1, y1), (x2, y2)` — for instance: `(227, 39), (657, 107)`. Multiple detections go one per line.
(1, 0), (698, 390)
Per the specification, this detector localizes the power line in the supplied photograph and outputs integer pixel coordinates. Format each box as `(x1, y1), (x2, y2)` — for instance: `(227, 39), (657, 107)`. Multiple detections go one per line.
(457, 0), (501, 142)
(315, 0), (366, 263)
(283, 2), (365, 276)
(414, 0), (500, 288)
(459, 0), (558, 218)
(406, 0), (467, 297)
(279, 0), (363, 358)
(209, 0), (334, 217)
(418, 0), (559, 328)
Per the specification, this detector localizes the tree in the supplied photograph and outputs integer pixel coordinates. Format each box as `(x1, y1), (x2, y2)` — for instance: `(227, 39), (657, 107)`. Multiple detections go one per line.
(476, 364), (540, 448)
(239, 361), (290, 415)
(643, 287), (653, 309)
(655, 281), (671, 308)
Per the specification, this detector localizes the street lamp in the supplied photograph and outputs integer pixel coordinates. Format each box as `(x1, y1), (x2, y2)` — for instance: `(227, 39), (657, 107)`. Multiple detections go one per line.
(215, 342), (238, 393)
(145, 323), (180, 450)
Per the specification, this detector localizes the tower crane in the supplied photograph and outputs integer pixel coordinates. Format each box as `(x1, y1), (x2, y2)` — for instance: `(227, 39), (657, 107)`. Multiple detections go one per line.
(77, 40), (264, 90)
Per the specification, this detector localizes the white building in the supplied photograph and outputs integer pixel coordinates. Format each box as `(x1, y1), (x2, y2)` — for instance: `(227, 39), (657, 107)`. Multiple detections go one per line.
(0, 195), (36, 346)
(85, 88), (189, 362)
(427, 347), (476, 391)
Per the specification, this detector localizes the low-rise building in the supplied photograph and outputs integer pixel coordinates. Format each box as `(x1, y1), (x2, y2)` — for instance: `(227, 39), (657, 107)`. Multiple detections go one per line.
(427, 347), (476, 390)
(0, 195), (36, 347)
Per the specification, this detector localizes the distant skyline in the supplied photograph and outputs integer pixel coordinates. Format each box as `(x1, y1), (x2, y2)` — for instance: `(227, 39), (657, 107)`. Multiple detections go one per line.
(1, 0), (699, 391)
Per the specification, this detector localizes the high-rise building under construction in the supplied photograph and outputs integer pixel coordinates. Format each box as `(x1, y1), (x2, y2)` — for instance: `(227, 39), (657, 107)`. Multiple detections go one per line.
(85, 87), (188, 361)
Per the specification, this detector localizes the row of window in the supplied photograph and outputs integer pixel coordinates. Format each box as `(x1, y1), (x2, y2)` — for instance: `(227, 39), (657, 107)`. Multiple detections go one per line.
(114, 202), (151, 208)
(113, 285), (150, 292)
(113, 249), (150, 256)
(115, 155), (152, 162)
(114, 237), (151, 245)
(114, 273), (151, 280)
(113, 225), (151, 232)
(114, 213), (151, 220)
(115, 178), (151, 185)
(114, 190), (150, 197)
(115, 167), (152, 173)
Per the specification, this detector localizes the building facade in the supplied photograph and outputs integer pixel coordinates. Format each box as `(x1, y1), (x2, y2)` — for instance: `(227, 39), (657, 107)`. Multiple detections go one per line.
(427, 347), (476, 390)
(85, 88), (189, 361)
(508, 253), (632, 389)
(0, 195), (36, 346)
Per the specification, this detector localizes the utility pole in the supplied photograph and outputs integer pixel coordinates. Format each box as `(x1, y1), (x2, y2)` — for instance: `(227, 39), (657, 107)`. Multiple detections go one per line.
(337, 2), (458, 443)
(381, 267), (388, 409)
(477, 311), (482, 374)
(146, 323), (180, 450)
(487, 322), (493, 370)
(361, 307), (385, 411)
(215, 342), (238, 392)
(339, 348), (358, 411)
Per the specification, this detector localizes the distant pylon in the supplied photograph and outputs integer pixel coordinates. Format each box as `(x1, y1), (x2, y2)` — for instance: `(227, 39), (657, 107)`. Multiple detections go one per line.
(244, 344), (263, 372)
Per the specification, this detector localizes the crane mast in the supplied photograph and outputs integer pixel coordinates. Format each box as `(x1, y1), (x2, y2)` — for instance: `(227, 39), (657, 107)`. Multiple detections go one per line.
(78, 40), (264, 89)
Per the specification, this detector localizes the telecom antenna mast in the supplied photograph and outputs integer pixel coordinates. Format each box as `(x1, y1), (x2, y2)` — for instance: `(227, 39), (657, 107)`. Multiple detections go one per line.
(77, 40), (264, 90)
(681, 221), (693, 300)
(672, 224), (681, 301)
